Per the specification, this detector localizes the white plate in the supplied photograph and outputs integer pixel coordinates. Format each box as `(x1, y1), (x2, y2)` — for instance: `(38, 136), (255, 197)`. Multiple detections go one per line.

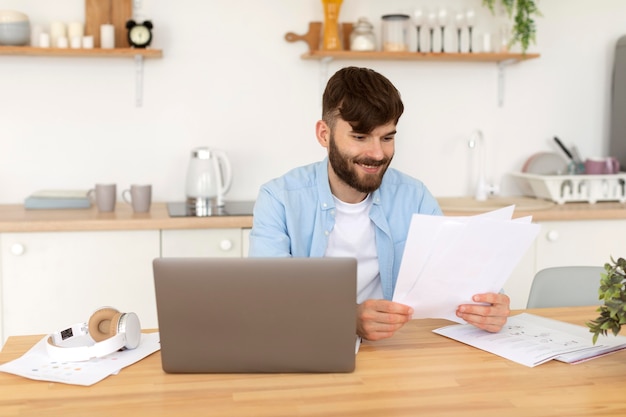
(522, 152), (569, 175)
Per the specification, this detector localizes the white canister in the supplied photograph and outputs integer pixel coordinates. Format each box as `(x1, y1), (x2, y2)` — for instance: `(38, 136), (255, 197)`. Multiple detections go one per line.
(381, 14), (409, 52)
(82, 35), (94, 49)
(100, 24), (115, 49)
(39, 32), (50, 48)
(56, 36), (68, 48)
(70, 36), (81, 48)
(30, 24), (43, 47)
(49, 21), (66, 48)
(67, 22), (83, 39)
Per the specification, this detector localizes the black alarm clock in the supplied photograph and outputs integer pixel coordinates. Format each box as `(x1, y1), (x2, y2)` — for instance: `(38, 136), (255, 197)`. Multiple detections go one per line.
(125, 20), (153, 48)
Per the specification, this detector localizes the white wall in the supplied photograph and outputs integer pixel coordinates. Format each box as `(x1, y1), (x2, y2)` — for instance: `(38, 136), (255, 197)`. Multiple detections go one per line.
(0, 0), (623, 204)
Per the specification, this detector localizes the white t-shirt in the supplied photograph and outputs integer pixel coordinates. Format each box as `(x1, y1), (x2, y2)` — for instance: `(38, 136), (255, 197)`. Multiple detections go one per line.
(325, 194), (382, 303)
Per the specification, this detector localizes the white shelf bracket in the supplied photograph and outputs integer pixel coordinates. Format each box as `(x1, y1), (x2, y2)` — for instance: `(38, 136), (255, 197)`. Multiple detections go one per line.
(497, 58), (517, 107)
(135, 54), (144, 107)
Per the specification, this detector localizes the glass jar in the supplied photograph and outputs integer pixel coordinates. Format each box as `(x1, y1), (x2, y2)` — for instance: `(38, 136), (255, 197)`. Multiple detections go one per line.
(381, 14), (409, 52)
(350, 17), (376, 51)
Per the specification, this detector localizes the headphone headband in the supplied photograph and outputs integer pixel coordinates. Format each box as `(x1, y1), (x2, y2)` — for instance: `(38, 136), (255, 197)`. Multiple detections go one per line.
(46, 310), (141, 362)
(46, 322), (127, 361)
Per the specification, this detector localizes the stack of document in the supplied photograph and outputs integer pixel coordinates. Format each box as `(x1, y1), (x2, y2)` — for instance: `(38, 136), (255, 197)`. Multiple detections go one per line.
(393, 205), (540, 322)
(24, 189), (91, 210)
(434, 313), (626, 367)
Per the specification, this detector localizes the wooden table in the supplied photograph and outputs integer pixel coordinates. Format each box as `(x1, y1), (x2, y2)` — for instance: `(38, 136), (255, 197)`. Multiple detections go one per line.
(1, 306), (624, 417)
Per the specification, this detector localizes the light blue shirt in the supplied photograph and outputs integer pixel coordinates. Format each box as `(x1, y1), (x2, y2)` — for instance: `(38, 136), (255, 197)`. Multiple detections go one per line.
(249, 158), (442, 300)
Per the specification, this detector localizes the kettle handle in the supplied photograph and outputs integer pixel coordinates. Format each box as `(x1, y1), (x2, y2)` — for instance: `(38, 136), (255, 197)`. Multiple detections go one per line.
(215, 150), (232, 195)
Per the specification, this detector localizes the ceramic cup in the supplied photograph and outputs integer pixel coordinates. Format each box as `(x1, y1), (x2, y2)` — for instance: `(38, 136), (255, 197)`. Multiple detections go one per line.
(584, 157), (620, 175)
(122, 184), (152, 213)
(88, 183), (116, 212)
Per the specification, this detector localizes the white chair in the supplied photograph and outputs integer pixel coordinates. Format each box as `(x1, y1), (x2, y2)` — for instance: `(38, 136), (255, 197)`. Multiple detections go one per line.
(526, 266), (606, 308)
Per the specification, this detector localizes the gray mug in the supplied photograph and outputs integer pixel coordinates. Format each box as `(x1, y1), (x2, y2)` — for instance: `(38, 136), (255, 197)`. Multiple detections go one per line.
(88, 183), (116, 212)
(122, 184), (152, 212)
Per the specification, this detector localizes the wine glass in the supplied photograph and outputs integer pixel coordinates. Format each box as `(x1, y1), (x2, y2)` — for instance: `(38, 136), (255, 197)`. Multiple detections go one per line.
(465, 8), (476, 53)
(414, 8), (424, 52)
(426, 10), (437, 53)
(454, 11), (465, 53)
(437, 8), (448, 53)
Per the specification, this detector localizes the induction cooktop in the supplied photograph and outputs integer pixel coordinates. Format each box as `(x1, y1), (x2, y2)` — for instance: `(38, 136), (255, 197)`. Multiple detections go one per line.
(167, 201), (255, 217)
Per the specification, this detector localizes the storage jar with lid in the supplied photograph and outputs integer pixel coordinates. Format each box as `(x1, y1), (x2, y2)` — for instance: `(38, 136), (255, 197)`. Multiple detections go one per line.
(381, 14), (409, 52)
(350, 17), (376, 51)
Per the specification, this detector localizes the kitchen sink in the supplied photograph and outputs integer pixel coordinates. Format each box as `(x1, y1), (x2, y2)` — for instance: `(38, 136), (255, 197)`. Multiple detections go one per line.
(437, 196), (555, 212)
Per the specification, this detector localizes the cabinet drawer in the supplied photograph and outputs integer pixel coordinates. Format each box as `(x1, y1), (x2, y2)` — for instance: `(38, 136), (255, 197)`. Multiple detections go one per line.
(161, 229), (243, 258)
(0, 230), (160, 342)
(535, 220), (626, 270)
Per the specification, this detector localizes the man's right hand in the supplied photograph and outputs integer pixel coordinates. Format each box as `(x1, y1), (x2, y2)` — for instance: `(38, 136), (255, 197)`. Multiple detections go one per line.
(357, 299), (414, 341)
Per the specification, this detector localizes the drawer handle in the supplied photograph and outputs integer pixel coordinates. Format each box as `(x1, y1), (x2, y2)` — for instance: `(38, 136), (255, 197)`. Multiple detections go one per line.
(546, 230), (559, 242)
(219, 240), (233, 251)
(11, 243), (25, 256)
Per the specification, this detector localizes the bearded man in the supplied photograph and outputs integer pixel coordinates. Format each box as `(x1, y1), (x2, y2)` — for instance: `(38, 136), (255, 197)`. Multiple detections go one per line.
(249, 67), (510, 341)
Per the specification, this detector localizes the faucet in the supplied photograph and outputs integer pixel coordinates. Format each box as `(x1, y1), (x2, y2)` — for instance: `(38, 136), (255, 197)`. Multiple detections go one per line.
(468, 130), (499, 201)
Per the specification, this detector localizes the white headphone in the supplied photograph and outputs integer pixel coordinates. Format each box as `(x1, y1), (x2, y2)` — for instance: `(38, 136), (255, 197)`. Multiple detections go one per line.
(46, 307), (141, 362)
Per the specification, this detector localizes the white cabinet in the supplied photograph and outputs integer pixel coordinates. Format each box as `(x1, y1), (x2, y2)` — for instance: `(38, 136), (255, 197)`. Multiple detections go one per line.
(535, 220), (626, 270)
(0, 230), (160, 344)
(161, 228), (244, 257)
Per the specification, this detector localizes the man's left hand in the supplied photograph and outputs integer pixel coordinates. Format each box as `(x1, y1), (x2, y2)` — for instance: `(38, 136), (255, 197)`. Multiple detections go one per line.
(456, 293), (510, 332)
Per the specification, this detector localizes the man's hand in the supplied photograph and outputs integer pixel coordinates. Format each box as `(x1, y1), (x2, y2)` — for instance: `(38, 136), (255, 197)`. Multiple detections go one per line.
(456, 293), (511, 332)
(357, 299), (414, 341)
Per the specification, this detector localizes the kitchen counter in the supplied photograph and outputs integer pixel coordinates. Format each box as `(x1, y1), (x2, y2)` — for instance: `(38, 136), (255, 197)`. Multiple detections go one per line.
(0, 202), (253, 233)
(438, 196), (626, 221)
(0, 198), (624, 233)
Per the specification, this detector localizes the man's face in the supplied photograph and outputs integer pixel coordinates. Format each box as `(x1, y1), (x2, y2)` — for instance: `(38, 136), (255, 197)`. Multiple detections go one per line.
(327, 118), (395, 195)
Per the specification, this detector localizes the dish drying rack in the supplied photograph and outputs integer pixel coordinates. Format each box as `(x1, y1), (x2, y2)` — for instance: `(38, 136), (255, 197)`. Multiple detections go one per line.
(511, 172), (626, 204)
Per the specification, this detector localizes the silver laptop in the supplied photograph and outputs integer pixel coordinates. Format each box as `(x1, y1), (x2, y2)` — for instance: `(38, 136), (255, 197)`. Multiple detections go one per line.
(153, 257), (357, 373)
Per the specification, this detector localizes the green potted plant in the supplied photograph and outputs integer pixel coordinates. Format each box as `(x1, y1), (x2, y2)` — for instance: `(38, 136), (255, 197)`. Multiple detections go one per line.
(482, 0), (541, 54)
(587, 257), (626, 344)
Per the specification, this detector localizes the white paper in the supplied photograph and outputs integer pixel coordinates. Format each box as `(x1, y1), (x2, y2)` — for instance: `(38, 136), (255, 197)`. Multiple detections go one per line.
(433, 313), (626, 367)
(393, 205), (540, 322)
(0, 333), (160, 386)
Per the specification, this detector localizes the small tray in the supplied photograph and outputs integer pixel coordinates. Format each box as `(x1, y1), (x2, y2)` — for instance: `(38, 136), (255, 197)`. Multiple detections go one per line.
(510, 172), (626, 204)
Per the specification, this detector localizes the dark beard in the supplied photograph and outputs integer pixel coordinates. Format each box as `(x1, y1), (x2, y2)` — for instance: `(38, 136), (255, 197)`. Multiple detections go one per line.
(328, 134), (391, 194)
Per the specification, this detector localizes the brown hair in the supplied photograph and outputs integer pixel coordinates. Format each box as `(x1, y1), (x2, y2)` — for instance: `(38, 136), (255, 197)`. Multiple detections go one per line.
(322, 67), (404, 134)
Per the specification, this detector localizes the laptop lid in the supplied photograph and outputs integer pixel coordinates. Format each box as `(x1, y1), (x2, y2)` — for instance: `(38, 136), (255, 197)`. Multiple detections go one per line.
(153, 257), (357, 373)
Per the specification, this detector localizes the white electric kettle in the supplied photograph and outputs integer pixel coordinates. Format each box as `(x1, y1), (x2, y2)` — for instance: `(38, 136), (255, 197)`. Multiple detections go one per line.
(185, 147), (232, 214)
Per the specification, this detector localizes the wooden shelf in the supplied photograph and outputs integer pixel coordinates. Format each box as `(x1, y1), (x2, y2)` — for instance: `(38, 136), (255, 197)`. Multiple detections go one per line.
(286, 22), (539, 64)
(0, 46), (162, 58)
(301, 51), (540, 63)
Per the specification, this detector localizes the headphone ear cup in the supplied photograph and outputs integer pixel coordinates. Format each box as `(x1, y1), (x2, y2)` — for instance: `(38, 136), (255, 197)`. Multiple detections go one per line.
(88, 307), (120, 342)
(117, 312), (141, 349)
(108, 312), (123, 337)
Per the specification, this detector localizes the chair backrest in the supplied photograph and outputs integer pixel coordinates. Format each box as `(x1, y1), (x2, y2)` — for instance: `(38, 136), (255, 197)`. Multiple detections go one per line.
(526, 266), (605, 308)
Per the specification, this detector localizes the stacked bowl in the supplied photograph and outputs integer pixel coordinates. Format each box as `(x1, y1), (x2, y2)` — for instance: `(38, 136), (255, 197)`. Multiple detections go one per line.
(0, 10), (30, 46)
